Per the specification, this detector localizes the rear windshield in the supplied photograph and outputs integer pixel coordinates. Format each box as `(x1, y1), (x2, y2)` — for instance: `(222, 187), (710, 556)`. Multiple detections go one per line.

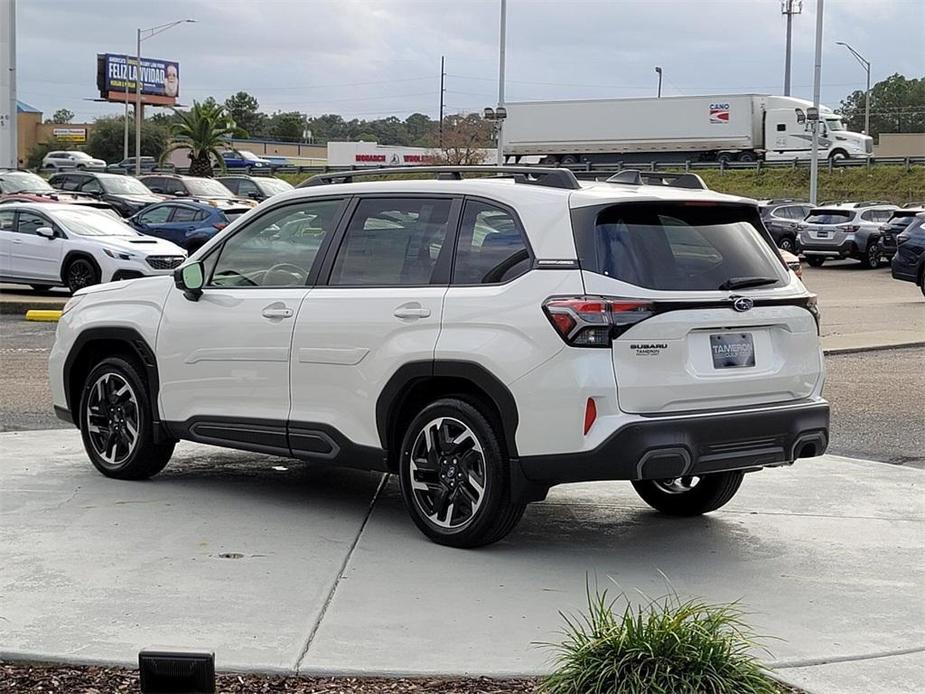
(805, 210), (852, 224)
(582, 203), (787, 291)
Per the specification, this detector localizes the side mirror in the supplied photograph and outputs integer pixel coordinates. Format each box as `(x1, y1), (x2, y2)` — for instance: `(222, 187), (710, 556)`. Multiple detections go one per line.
(36, 226), (56, 239)
(174, 261), (204, 301)
(248, 191), (262, 200)
(173, 190), (188, 197)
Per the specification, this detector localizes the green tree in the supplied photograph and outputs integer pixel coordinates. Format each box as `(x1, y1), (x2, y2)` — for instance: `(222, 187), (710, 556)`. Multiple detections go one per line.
(267, 111), (305, 142)
(305, 114), (349, 143)
(85, 116), (170, 163)
(48, 108), (75, 124)
(225, 91), (265, 138)
(405, 112), (435, 145)
(27, 138), (71, 169)
(838, 73), (925, 137)
(161, 100), (246, 177)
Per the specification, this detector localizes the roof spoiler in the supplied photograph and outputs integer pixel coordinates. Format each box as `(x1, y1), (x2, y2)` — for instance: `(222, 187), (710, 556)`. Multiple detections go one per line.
(299, 165), (581, 190)
(605, 170), (710, 191)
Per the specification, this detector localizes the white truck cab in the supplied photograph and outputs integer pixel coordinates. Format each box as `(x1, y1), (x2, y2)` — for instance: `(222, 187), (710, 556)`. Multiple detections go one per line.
(763, 96), (872, 162)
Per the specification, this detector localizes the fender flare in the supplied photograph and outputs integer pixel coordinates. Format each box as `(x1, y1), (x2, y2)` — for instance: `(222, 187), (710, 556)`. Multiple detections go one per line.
(376, 360), (520, 458)
(60, 251), (101, 284)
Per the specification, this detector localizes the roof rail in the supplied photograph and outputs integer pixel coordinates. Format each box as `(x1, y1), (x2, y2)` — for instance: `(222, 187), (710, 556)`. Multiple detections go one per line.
(605, 169), (710, 191)
(298, 165), (582, 190)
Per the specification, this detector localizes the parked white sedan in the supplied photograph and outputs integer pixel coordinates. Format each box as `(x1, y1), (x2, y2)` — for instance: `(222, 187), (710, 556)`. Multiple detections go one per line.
(0, 203), (186, 292)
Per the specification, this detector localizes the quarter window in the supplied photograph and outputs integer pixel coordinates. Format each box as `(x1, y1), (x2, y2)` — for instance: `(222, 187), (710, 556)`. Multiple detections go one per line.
(453, 201), (530, 284)
(0, 210), (14, 231)
(329, 198), (452, 286)
(81, 179), (103, 194)
(211, 199), (343, 287)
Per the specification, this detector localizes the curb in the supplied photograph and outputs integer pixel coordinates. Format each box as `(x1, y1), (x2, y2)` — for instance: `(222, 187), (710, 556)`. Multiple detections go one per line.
(25, 310), (63, 322)
(822, 340), (925, 355)
(0, 301), (67, 316)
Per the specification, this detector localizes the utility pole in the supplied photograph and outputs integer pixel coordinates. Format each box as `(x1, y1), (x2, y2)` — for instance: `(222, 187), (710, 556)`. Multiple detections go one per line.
(781, 0), (802, 96)
(1, 0), (18, 169)
(438, 55), (445, 149)
(655, 67), (663, 98)
(809, 0), (824, 205)
(496, 0), (506, 165)
(135, 28), (142, 175)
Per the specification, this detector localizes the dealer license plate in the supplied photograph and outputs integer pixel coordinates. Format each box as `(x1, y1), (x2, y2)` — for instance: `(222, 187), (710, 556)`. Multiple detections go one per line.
(711, 333), (755, 369)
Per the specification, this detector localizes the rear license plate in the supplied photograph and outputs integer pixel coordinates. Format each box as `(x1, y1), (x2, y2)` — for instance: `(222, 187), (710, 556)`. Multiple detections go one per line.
(816, 231), (830, 238)
(711, 333), (755, 369)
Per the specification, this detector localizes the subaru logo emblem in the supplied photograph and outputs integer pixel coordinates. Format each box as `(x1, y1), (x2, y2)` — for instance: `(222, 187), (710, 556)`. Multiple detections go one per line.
(733, 297), (754, 312)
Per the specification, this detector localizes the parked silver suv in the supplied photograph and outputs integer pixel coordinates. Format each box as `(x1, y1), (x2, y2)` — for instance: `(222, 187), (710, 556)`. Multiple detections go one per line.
(797, 204), (898, 268)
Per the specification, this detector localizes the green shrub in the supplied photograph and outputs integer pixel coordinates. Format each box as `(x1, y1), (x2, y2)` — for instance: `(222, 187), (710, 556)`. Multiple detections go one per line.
(540, 584), (782, 694)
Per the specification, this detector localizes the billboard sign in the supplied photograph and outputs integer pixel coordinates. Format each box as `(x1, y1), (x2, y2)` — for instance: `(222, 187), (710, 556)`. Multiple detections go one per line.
(52, 128), (87, 143)
(97, 53), (180, 105)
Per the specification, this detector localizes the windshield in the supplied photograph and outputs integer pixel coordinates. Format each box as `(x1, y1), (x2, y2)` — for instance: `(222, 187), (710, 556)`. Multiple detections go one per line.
(185, 178), (234, 197)
(1, 172), (54, 193)
(55, 209), (140, 236)
(824, 118), (846, 131)
(101, 176), (155, 195)
(258, 178), (294, 195)
(583, 203), (787, 291)
(240, 151), (261, 161)
(805, 210), (852, 224)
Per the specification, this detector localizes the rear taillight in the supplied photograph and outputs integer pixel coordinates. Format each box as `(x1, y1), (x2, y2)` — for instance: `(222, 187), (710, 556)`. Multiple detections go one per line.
(838, 224), (861, 233)
(897, 231), (910, 245)
(212, 222), (227, 230)
(542, 296), (654, 347)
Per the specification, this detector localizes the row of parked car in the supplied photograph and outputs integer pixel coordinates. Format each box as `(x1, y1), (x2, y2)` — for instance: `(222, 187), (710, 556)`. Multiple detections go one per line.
(41, 150), (282, 173)
(0, 169), (294, 292)
(759, 198), (925, 295)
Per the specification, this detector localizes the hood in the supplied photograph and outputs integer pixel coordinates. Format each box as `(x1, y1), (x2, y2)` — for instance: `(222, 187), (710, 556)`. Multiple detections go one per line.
(99, 234), (187, 256)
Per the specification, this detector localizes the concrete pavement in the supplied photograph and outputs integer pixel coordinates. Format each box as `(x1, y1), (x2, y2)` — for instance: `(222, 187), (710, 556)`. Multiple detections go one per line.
(1, 429), (922, 693)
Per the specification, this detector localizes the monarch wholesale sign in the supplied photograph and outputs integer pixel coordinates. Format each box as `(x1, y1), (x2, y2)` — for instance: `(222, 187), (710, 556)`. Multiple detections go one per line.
(52, 128), (87, 143)
(96, 53), (180, 106)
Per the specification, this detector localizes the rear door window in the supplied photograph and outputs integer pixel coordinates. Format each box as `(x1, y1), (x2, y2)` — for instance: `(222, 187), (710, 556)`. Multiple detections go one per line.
(329, 198), (453, 286)
(582, 203), (786, 291)
(172, 206), (200, 223)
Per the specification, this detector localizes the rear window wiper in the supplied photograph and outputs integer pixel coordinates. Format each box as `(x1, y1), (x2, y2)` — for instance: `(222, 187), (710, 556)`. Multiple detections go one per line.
(718, 277), (780, 290)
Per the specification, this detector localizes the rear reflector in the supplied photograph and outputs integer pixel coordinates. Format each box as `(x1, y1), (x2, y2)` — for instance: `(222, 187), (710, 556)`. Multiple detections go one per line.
(583, 398), (597, 435)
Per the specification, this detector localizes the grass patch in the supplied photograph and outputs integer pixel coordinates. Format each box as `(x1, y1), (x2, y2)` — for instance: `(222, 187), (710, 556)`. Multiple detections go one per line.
(539, 584), (783, 694)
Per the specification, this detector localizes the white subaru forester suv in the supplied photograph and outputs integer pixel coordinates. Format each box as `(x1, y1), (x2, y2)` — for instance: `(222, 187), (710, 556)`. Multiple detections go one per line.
(49, 167), (829, 548)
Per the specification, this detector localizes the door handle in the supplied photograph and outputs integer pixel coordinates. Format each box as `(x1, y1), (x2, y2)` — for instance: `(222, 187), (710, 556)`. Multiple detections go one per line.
(262, 306), (293, 319)
(12, 238), (23, 244)
(393, 305), (431, 319)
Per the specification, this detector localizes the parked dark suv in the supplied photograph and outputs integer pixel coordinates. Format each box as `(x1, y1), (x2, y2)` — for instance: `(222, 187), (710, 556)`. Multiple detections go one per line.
(138, 174), (257, 211)
(890, 213), (925, 296)
(879, 208), (925, 260)
(48, 171), (163, 218)
(759, 201), (812, 253)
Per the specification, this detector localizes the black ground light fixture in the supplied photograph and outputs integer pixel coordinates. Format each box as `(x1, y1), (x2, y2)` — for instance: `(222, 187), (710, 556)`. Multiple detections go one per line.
(139, 647), (215, 693)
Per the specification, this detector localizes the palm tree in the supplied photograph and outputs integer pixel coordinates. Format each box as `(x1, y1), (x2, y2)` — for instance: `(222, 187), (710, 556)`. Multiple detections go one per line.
(160, 100), (247, 177)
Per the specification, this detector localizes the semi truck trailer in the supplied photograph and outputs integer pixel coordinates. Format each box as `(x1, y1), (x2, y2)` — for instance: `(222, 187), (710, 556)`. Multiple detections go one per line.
(502, 94), (872, 165)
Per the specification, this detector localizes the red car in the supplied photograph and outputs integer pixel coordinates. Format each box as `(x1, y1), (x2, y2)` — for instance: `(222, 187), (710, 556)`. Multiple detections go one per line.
(0, 171), (116, 215)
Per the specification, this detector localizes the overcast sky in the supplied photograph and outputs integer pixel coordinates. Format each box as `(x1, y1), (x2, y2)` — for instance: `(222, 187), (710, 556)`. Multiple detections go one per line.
(16, 0), (925, 123)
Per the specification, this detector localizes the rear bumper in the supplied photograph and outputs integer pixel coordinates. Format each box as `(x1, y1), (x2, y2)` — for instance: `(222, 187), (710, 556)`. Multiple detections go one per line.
(797, 238), (857, 257)
(518, 401), (829, 485)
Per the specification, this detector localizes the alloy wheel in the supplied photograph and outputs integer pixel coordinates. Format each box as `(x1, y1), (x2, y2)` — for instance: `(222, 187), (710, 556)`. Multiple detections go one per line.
(85, 372), (140, 468)
(408, 417), (488, 530)
(867, 244), (881, 268)
(67, 261), (94, 291)
(652, 476), (702, 494)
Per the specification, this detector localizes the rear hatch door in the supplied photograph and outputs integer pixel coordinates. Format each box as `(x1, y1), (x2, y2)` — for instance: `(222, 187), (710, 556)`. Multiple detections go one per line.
(573, 201), (822, 414)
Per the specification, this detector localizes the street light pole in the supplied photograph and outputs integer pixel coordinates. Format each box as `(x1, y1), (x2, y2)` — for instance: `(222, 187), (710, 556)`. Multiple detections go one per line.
(655, 67), (663, 98)
(134, 19), (195, 176)
(496, 0), (507, 165)
(809, 0), (824, 206)
(836, 41), (871, 134)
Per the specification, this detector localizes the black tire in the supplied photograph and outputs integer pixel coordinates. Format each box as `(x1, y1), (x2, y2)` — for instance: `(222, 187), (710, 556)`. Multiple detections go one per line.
(64, 257), (100, 293)
(778, 236), (796, 253)
(828, 149), (848, 162)
(716, 152), (734, 164)
(738, 151), (757, 162)
(920, 271), (925, 298)
(78, 356), (174, 480)
(560, 154), (579, 166)
(632, 471), (744, 516)
(863, 242), (881, 269)
(806, 256), (826, 267)
(30, 284), (53, 292)
(398, 398), (526, 548)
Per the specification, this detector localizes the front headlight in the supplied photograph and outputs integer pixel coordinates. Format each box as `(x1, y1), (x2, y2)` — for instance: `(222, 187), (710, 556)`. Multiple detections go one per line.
(103, 248), (135, 260)
(61, 295), (85, 315)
